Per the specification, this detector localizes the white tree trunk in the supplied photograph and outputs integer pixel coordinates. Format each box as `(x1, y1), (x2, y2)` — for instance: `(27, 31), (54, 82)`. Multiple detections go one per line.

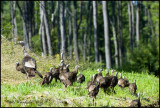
(93, 1), (99, 63)
(102, 1), (111, 69)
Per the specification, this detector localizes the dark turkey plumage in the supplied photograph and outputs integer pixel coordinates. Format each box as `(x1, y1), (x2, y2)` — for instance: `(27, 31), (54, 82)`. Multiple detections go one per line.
(110, 71), (118, 94)
(40, 67), (53, 85)
(123, 76), (130, 87)
(88, 82), (100, 106)
(59, 65), (80, 87)
(86, 74), (96, 89)
(77, 72), (85, 83)
(22, 53), (43, 79)
(130, 93), (141, 107)
(129, 80), (137, 94)
(95, 69), (103, 83)
(15, 62), (26, 74)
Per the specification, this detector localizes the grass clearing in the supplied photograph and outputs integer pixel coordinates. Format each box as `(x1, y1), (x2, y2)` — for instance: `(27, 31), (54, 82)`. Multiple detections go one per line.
(1, 37), (159, 107)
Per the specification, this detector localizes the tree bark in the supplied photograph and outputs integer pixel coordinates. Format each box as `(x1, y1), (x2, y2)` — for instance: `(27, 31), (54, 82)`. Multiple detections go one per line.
(72, 1), (79, 62)
(128, 1), (132, 50)
(88, 2), (92, 62)
(131, 2), (135, 49)
(83, 1), (90, 62)
(93, 1), (99, 63)
(41, 1), (53, 56)
(28, 1), (34, 50)
(10, 1), (17, 44)
(56, 1), (61, 54)
(60, 1), (66, 59)
(117, 1), (123, 67)
(40, 2), (47, 56)
(136, 1), (140, 47)
(111, 1), (119, 68)
(22, 1), (29, 50)
(68, 3), (73, 59)
(102, 1), (111, 69)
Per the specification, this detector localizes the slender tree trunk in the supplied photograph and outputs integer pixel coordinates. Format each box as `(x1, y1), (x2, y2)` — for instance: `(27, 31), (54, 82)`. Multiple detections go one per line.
(40, 2), (47, 56)
(39, 21), (43, 56)
(23, 1), (29, 50)
(147, 7), (154, 41)
(117, 1), (122, 67)
(131, 2), (135, 49)
(60, 1), (66, 59)
(88, 2), (92, 61)
(56, 1), (61, 54)
(68, 7), (73, 59)
(41, 1), (53, 56)
(102, 1), (111, 69)
(128, 1), (132, 50)
(93, 1), (99, 63)
(136, 1), (140, 47)
(73, 1), (79, 62)
(111, 1), (119, 68)
(28, 2), (34, 50)
(11, 1), (17, 44)
(83, 2), (90, 62)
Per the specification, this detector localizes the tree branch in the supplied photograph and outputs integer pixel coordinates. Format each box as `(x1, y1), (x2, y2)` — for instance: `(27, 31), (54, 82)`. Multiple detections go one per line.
(77, 1), (82, 32)
(51, 1), (58, 22)
(16, 1), (23, 17)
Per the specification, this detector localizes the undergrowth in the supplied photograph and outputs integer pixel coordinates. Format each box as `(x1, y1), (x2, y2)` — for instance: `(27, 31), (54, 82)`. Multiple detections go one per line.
(1, 37), (159, 107)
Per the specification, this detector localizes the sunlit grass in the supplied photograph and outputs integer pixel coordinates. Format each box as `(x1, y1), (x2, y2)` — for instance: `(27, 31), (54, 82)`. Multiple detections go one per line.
(1, 37), (159, 107)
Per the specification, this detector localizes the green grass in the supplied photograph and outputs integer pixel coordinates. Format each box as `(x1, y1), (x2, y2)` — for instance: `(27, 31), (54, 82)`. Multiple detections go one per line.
(1, 37), (159, 107)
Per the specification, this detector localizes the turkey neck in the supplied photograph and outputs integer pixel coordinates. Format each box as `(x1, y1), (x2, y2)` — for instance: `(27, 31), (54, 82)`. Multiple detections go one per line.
(138, 94), (140, 103)
(74, 66), (78, 74)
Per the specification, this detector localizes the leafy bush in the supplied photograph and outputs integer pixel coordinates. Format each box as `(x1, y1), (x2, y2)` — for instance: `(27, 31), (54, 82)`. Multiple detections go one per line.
(126, 37), (159, 75)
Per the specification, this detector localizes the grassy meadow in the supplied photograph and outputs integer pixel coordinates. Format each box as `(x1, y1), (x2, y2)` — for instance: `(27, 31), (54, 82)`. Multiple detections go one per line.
(1, 37), (159, 107)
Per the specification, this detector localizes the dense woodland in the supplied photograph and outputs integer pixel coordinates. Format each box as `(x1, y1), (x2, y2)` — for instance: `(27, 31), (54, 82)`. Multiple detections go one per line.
(1, 1), (159, 76)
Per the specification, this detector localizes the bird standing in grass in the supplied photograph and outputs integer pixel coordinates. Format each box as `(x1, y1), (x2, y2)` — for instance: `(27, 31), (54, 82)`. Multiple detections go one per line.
(86, 74), (96, 89)
(129, 80), (137, 94)
(77, 72), (85, 84)
(88, 82), (100, 106)
(15, 62), (26, 74)
(130, 93), (141, 107)
(123, 76), (130, 87)
(22, 52), (43, 80)
(110, 71), (118, 94)
(40, 67), (53, 85)
(95, 69), (103, 83)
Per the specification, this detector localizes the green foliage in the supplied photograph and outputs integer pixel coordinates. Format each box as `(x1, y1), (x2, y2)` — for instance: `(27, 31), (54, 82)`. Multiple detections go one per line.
(125, 37), (159, 74)
(31, 34), (41, 54)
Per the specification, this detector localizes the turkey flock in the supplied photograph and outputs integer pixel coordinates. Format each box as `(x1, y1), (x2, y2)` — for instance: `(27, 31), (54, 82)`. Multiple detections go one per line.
(15, 41), (140, 107)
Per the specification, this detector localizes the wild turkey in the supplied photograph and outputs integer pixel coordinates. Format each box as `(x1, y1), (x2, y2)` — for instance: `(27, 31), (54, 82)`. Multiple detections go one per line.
(110, 72), (118, 94)
(59, 60), (66, 67)
(51, 67), (61, 82)
(63, 64), (70, 73)
(40, 67), (53, 85)
(22, 52), (43, 79)
(88, 82), (100, 106)
(118, 75), (129, 89)
(59, 65), (80, 87)
(123, 76), (130, 87)
(130, 93), (141, 107)
(105, 69), (110, 77)
(77, 72), (85, 83)
(95, 69), (103, 83)
(98, 75), (111, 95)
(51, 63), (69, 83)
(15, 62), (26, 74)
(18, 41), (27, 54)
(86, 74), (96, 89)
(118, 73), (124, 88)
(129, 80), (137, 94)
